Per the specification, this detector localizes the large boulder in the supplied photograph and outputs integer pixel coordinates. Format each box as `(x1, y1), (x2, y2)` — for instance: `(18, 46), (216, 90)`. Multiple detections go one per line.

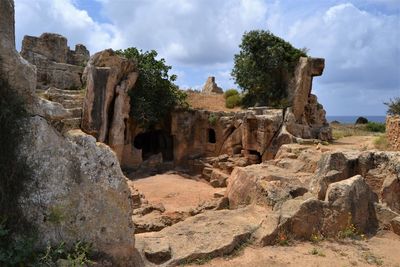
(19, 119), (136, 263)
(81, 49), (138, 161)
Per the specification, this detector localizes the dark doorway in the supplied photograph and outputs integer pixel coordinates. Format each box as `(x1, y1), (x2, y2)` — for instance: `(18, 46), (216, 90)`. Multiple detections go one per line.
(208, 128), (216, 143)
(133, 130), (174, 161)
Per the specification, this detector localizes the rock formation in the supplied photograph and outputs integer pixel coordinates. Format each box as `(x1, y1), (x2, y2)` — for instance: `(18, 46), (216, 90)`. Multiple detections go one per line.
(202, 76), (223, 94)
(81, 49), (138, 162)
(21, 33), (89, 90)
(0, 1), (137, 264)
(386, 115), (400, 150)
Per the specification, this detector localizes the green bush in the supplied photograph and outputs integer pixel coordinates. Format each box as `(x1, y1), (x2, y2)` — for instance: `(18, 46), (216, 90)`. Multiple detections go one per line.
(384, 97), (400, 115)
(116, 47), (188, 129)
(232, 30), (307, 108)
(224, 89), (239, 99)
(365, 122), (385, 133)
(208, 114), (218, 126)
(225, 94), (242, 109)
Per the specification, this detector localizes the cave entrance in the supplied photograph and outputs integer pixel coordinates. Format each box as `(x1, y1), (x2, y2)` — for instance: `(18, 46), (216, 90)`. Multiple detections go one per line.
(208, 128), (216, 144)
(133, 130), (174, 161)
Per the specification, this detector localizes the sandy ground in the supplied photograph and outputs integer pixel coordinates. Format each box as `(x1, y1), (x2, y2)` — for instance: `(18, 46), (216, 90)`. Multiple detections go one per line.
(186, 231), (400, 267)
(133, 173), (221, 212)
(329, 136), (377, 151)
(187, 92), (242, 112)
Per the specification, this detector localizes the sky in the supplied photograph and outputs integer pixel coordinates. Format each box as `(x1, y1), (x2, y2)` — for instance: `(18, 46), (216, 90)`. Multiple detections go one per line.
(14, 0), (400, 116)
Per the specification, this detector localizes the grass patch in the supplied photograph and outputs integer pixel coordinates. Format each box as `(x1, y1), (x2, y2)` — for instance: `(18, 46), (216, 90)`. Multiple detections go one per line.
(374, 135), (389, 150)
(365, 122), (385, 133)
(331, 123), (384, 140)
(309, 247), (326, 257)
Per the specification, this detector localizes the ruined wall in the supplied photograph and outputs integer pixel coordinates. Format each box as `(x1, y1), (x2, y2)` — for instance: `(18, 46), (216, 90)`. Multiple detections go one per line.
(21, 33), (89, 90)
(387, 115), (400, 150)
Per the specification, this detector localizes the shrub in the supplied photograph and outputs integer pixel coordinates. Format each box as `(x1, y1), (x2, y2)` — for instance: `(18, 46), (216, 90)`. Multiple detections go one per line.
(365, 122), (385, 133)
(225, 94), (242, 109)
(232, 30), (307, 108)
(224, 89), (239, 99)
(208, 114), (218, 126)
(384, 97), (400, 115)
(116, 47), (188, 129)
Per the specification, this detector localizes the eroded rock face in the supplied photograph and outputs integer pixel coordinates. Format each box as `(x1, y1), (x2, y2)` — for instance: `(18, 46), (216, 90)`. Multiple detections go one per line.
(202, 76), (223, 94)
(1, 1), (138, 264)
(19, 121), (136, 263)
(20, 33), (89, 90)
(81, 49), (138, 161)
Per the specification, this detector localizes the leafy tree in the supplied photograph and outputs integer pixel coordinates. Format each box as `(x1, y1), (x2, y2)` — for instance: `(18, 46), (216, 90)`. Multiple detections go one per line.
(231, 30), (307, 108)
(116, 48), (187, 129)
(384, 97), (400, 115)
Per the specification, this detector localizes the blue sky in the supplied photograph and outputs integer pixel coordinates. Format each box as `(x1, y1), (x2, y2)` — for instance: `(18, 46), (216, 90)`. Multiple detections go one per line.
(14, 0), (400, 115)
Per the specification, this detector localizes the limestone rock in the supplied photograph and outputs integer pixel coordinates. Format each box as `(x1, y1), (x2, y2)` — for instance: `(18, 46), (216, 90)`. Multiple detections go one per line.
(210, 169), (229, 187)
(390, 216), (400, 235)
(81, 49), (138, 161)
(135, 207), (264, 266)
(386, 115), (400, 151)
(202, 76), (223, 94)
(381, 174), (400, 213)
(20, 33), (89, 90)
(19, 119), (136, 263)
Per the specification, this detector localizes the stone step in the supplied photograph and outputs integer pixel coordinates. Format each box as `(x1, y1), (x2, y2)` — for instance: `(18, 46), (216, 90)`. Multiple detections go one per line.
(135, 206), (266, 266)
(46, 92), (85, 102)
(46, 87), (85, 96)
(61, 99), (83, 109)
(53, 117), (81, 133)
(66, 107), (82, 118)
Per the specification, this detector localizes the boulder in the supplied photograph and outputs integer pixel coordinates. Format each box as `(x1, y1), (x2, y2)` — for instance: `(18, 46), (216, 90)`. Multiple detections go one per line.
(390, 216), (400, 235)
(355, 116), (368, 124)
(381, 175), (400, 213)
(202, 76), (223, 94)
(81, 49), (138, 161)
(209, 169), (229, 187)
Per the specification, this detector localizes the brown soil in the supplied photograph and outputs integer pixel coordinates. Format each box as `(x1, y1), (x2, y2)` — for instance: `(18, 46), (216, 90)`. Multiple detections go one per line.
(187, 92), (242, 112)
(133, 173), (221, 212)
(188, 231), (400, 267)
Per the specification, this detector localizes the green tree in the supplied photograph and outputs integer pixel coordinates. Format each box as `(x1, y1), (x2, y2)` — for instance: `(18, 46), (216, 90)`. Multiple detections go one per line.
(116, 48), (187, 129)
(384, 97), (400, 115)
(231, 30), (307, 108)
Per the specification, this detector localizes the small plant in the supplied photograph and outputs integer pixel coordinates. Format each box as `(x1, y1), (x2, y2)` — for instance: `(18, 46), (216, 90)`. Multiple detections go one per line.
(276, 230), (291, 246)
(337, 213), (362, 240)
(47, 206), (65, 225)
(309, 247), (326, 257)
(66, 241), (94, 266)
(310, 232), (324, 244)
(208, 114), (218, 126)
(363, 252), (384, 266)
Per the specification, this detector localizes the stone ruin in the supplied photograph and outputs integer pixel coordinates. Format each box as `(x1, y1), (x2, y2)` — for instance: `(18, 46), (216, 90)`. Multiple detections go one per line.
(3, 0), (400, 265)
(387, 115), (400, 150)
(21, 33), (89, 90)
(202, 76), (223, 94)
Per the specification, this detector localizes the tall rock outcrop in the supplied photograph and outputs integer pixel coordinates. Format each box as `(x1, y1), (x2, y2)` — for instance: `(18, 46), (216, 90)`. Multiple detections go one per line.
(81, 49), (138, 161)
(387, 115), (400, 151)
(21, 33), (89, 90)
(202, 76), (223, 94)
(1, 1), (138, 264)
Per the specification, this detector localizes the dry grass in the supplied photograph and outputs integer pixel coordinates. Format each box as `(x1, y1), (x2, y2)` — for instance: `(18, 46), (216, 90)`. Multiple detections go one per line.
(331, 123), (383, 140)
(374, 135), (390, 150)
(187, 92), (242, 112)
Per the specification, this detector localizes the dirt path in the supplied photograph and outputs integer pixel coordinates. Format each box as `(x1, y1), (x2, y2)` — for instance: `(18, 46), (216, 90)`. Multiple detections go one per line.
(187, 231), (400, 267)
(133, 173), (221, 212)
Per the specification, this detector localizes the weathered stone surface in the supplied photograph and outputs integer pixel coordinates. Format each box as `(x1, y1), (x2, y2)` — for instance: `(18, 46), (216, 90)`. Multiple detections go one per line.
(210, 169), (229, 187)
(202, 76), (223, 94)
(374, 203), (399, 230)
(386, 115), (400, 151)
(20, 33), (89, 90)
(391, 216), (400, 235)
(81, 49), (138, 161)
(19, 119), (136, 263)
(136, 207), (264, 266)
(381, 174), (400, 213)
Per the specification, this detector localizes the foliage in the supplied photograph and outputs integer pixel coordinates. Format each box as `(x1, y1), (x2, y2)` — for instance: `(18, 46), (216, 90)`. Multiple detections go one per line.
(384, 97), (400, 115)
(224, 89), (239, 99)
(232, 30), (307, 108)
(225, 94), (242, 109)
(309, 247), (326, 257)
(1, 219), (93, 266)
(0, 58), (32, 235)
(116, 47), (188, 129)
(208, 114), (218, 126)
(365, 122), (385, 133)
